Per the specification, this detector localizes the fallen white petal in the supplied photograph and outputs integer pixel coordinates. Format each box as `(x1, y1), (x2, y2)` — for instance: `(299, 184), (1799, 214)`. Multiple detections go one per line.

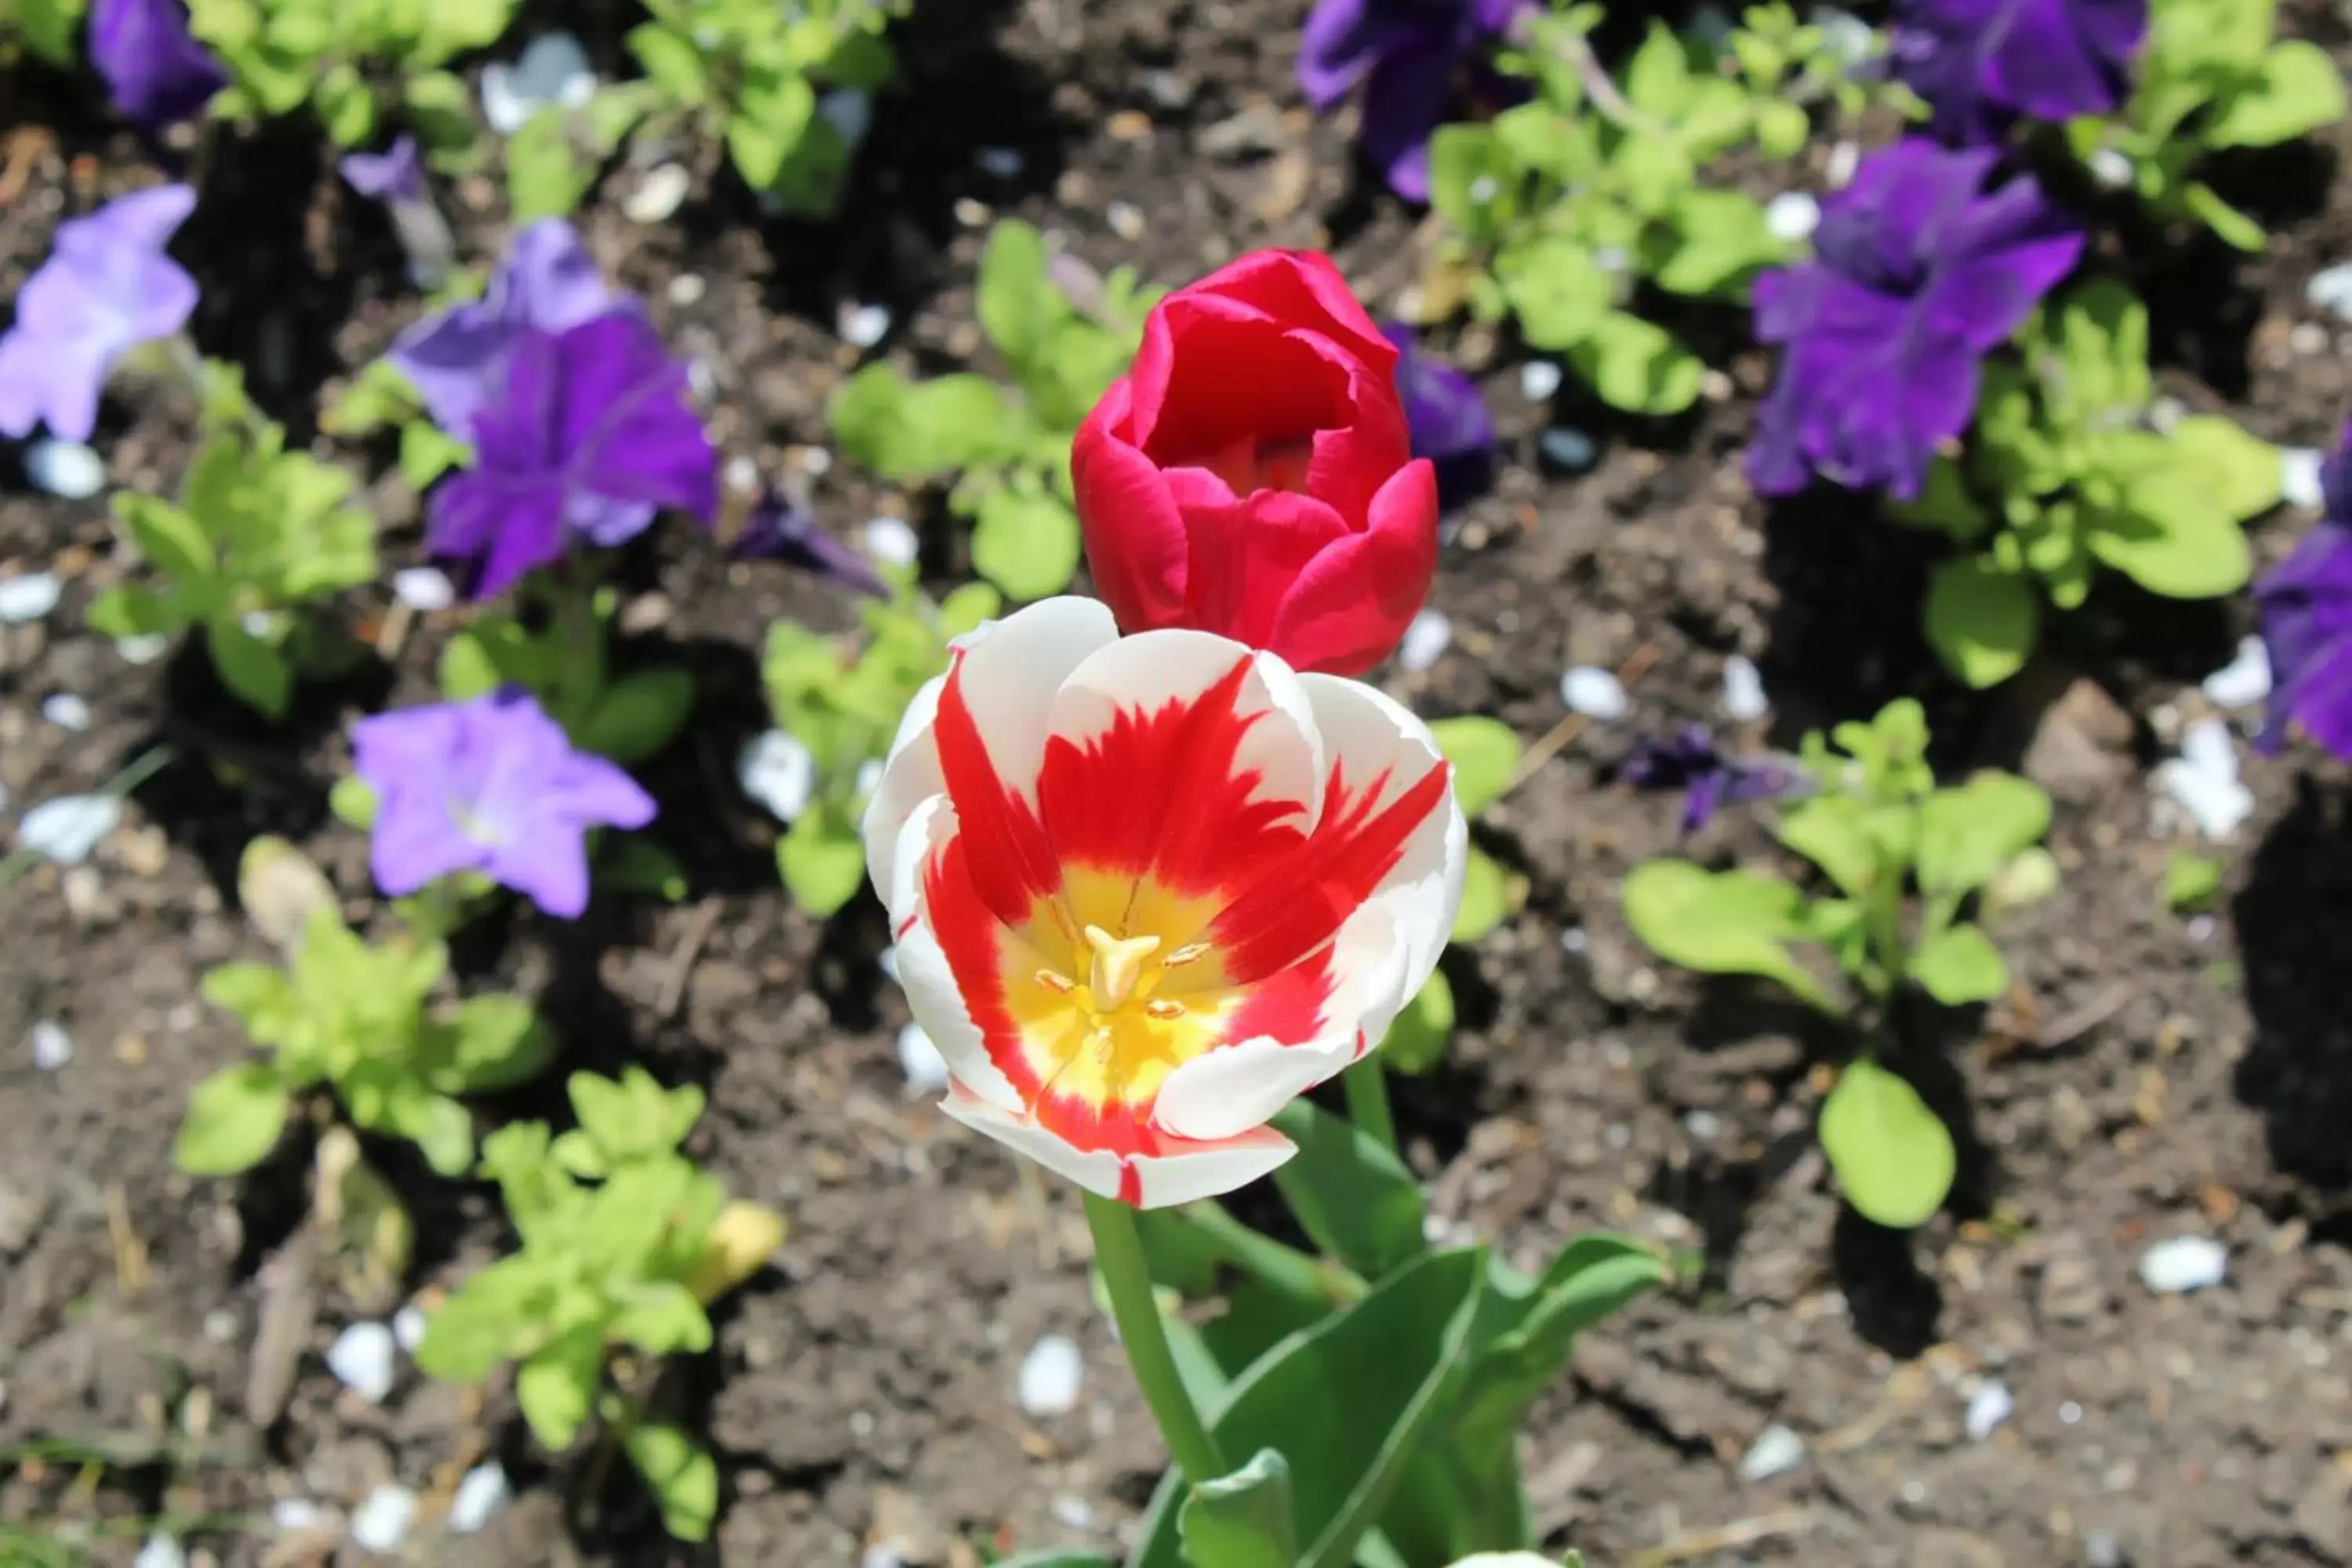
(862, 516), (920, 567)
(349, 1483), (416, 1553)
(117, 633), (171, 665)
(1965, 1381), (2014, 1441)
(326, 1322), (398, 1404)
(1722, 654), (1769, 722)
(391, 567), (455, 612)
(392, 1305), (427, 1352)
(24, 439), (106, 499)
(2087, 147), (2134, 190)
(623, 164), (692, 225)
(2140, 1234), (2227, 1294)
(1519, 361), (1563, 402)
(1537, 427), (1598, 473)
(976, 147), (1025, 179)
(42, 693), (90, 732)
(2281, 446), (2326, 510)
(1398, 608), (1453, 673)
(29, 1020), (72, 1071)
(819, 88), (874, 152)
(840, 302), (892, 349)
(20, 793), (122, 864)
(1017, 1334), (1083, 1416)
(2154, 718), (2253, 839)
(1825, 140), (1860, 188)
(739, 730), (815, 822)
(1813, 6), (1875, 64)
(896, 1022), (949, 1095)
(0, 572), (62, 623)
(2309, 263), (2352, 323)
(1765, 191), (1820, 243)
(448, 1461), (511, 1534)
(1739, 1422), (1805, 1482)
(2201, 635), (2272, 709)
(271, 1499), (327, 1533)
(1560, 666), (1627, 720)
(132, 1535), (187, 1568)
(481, 31), (595, 134)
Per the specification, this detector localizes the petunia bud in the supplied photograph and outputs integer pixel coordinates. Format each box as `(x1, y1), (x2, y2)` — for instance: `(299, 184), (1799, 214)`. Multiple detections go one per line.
(1071, 249), (1439, 678)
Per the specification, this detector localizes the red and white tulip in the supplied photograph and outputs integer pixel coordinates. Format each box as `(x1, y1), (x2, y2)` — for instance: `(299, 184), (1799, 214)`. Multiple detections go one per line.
(863, 597), (1467, 1208)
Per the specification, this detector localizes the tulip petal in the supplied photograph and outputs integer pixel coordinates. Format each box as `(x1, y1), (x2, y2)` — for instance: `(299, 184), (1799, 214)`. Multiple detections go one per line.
(1262, 459), (1439, 675)
(1304, 357), (1417, 524)
(862, 673), (946, 923)
(1142, 304), (1356, 464)
(1178, 486), (1350, 654)
(898, 891), (1029, 1115)
(942, 1080), (1298, 1208)
(1073, 393), (1193, 627)
(1181, 249), (1398, 378)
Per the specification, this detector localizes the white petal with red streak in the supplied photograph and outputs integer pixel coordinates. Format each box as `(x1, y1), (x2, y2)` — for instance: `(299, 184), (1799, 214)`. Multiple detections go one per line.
(893, 811), (1027, 1116)
(948, 595), (1118, 804)
(940, 1082), (1298, 1207)
(1152, 902), (1414, 1142)
(1298, 672), (1468, 990)
(1049, 630), (1324, 829)
(862, 674), (946, 919)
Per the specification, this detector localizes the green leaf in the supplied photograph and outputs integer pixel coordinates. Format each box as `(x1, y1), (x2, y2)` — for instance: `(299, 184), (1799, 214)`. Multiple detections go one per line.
(627, 22), (710, 104)
(1181, 1450), (1298, 1568)
(1450, 848), (1510, 943)
(1497, 238), (1613, 350)
(517, 1323), (604, 1450)
(1883, 458), (1991, 542)
(1381, 971), (1456, 1076)
(7, 0), (86, 64)
(727, 77), (818, 191)
(1922, 556), (2038, 689)
(117, 493), (215, 583)
(424, 994), (557, 1094)
(376, 1085), (476, 1178)
(1653, 189), (1785, 296)
(779, 804), (869, 917)
(400, 69), (475, 152)
(1818, 1059), (1955, 1229)
(2205, 40), (2347, 147)
(1270, 1098), (1426, 1280)
(206, 618), (292, 720)
(975, 220), (1063, 367)
(601, 836), (690, 901)
(1570, 312), (1702, 416)
(971, 486), (1083, 601)
(437, 628), (503, 701)
(623, 1421), (719, 1542)
(86, 586), (184, 640)
(2165, 851), (2224, 913)
(1911, 923), (2009, 1005)
(1621, 860), (1831, 1007)
(1915, 773), (2051, 896)
(173, 1063), (290, 1175)
(506, 107), (591, 222)
(329, 775), (379, 830)
(610, 1281), (714, 1356)
(1426, 717), (1519, 817)
(399, 420), (473, 489)
(830, 366), (1027, 477)
(411, 1256), (540, 1381)
(575, 666), (695, 764)
(2183, 180), (2268, 251)
(1131, 1248), (1488, 1568)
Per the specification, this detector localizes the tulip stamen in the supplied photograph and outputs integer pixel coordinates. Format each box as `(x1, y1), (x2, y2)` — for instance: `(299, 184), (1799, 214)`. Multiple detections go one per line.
(1145, 999), (1186, 1020)
(1082, 924), (1162, 1011)
(1162, 942), (1210, 968)
(1034, 968), (1076, 995)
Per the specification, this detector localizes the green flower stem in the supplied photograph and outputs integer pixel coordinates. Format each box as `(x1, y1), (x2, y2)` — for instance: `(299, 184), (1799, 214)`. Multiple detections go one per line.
(1083, 1190), (1227, 1484)
(1343, 1057), (1398, 1154)
(1178, 1199), (1368, 1306)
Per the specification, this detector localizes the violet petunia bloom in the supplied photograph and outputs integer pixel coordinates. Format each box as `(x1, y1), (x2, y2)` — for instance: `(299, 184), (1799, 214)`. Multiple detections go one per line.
(1748, 139), (2082, 502)
(1299, 0), (1533, 201)
(1623, 725), (1808, 834)
(89, 0), (228, 132)
(2255, 432), (2352, 760)
(735, 487), (890, 597)
(428, 311), (718, 597)
(0, 185), (199, 443)
(353, 688), (656, 917)
(1891, 0), (2147, 145)
(1381, 321), (1496, 509)
(386, 219), (619, 434)
(340, 136), (456, 290)
(342, 136), (426, 204)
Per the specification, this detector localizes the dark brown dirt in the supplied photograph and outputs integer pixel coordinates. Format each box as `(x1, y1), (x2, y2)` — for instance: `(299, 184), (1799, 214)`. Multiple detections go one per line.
(10, 2), (2352, 1565)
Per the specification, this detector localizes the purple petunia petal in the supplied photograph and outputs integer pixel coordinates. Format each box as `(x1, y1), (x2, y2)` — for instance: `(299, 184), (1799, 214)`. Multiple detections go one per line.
(88, 0), (227, 132)
(341, 136), (426, 205)
(1893, 0), (2146, 143)
(0, 185), (198, 441)
(2256, 514), (2352, 757)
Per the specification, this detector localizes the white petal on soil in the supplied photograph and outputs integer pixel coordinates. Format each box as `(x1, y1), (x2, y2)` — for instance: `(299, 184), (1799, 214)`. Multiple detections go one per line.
(20, 793), (122, 864)
(623, 164), (693, 225)
(391, 1305), (427, 1352)
(1965, 1381), (2015, 1441)
(2201, 635), (2272, 709)
(896, 1021), (949, 1096)
(0, 572), (62, 622)
(24, 439), (106, 499)
(1739, 1422), (1806, 1482)
(1018, 1334), (1084, 1417)
(1560, 666), (1628, 720)
(1765, 191), (1820, 242)
(42, 694), (90, 732)
(2139, 1234), (2228, 1294)
(448, 1462), (511, 1534)
(2087, 147), (2134, 189)
(271, 1499), (327, 1533)
(2308, 263), (2352, 323)
(840, 302), (893, 349)
(132, 1535), (187, 1568)
(2281, 445), (2327, 509)
(326, 1322), (398, 1403)
(117, 633), (170, 665)
(1519, 360), (1563, 402)
(29, 1020), (72, 1071)
(1825, 139), (1860, 188)
(862, 516), (920, 567)
(391, 566), (456, 612)
(1537, 426), (1599, 473)
(739, 729), (815, 822)
(1398, 607), (1453, 673)
(2154, 718), (2254, 839)
(977, 147), (1025, 179)
(819, 88), (874, 152)
(1813, 6), (1876, 64)
(349, 1483), (417, 1554)
(1722, 654), (1769, 721)
(481, 31), (597, 134)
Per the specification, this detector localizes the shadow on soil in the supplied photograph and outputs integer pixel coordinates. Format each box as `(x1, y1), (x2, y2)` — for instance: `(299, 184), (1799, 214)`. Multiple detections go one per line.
(2234, 773), (2352, 1198)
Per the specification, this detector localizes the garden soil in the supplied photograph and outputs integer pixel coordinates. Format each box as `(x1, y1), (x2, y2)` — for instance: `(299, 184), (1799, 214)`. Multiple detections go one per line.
(9, 1), (2352, 1564)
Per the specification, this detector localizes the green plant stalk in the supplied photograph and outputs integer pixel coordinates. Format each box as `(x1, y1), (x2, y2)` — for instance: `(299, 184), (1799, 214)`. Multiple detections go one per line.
(1176, 1199), (1369, 1307)
(1342, 1057), (1398, 1154)
(1860, 860), (1909, 1007)
(1083, 1190), (1228, 1485)
(546, 563), (608, 731)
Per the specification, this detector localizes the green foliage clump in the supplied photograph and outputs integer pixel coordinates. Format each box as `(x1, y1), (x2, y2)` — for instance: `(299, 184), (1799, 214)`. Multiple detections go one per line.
(188, 0), (510, 151)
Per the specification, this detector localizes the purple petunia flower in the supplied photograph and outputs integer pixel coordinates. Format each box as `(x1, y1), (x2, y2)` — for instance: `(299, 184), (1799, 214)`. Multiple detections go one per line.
(1299, 0), (1533, 201)
(1748, 140), (2082, 502)
(342, 136), (426, 204)
(1623, 724), (1808, 834)
(1891, 0), (2146, 145)
(427, 311), (717, 597)
(387, 219), (619, 435)
(1381, 321), (1496, 509)
(735, 487), (890, 597)
(0, 185), (199, 442)
(2255, 431), (2352, 760)
(354, 687), (656, 917)
(341, 136), (455, 290)
(88, 0), (227, 132)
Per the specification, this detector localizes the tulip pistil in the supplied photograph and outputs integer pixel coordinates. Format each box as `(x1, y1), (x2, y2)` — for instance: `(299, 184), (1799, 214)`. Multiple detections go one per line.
(1083, 924), (1163, 1011)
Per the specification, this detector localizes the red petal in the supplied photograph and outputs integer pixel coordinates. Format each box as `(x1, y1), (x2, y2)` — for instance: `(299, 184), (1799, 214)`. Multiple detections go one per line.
(1177, 485), (1348, 650)
(1141, 304), (1354, 465)
(933, 648), (1064, 924)
(1302, 358), (1415, 524)
(921, 832), (1047, 1103)
(1263, 459), (1439, 675)
(1183, 249), (1399, 378)
(1074, 387), (1192, 628)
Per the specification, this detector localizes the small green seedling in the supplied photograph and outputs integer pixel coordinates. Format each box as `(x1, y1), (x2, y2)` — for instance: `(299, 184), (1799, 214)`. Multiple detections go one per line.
(2066, 0), (2347, 251)
(414, 1069), (786, 1542)
(762, 575), (1000, 916)
(321, 281), (484, 488)
(1384, 716), (1526, 1074)
(1622, 699), (2055, 1227)
(2165, 850), (2225, 913)
(1892, 279), (2280, 688)
(626, 0), (902, 213)
(2, 0), (83, 64)
(174, 909), (556, 1179)
(831, 221), (1163, 601)
(87, 362), (377, 720)
(188, 0), (510, 154)
(1425, 3), (1881, 414)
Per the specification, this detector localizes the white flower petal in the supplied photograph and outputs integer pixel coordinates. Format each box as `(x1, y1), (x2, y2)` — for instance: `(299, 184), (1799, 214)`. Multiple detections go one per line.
(1722, 654), (1769, 722)
(326, 1322), (397, 1403)
(1561, 666), (1627, 718)
(1397, 608), (1452, 673)
(862, 673), (948, 910)
(739, 729), (815, 821)
(895, 820), (1026, 1115)
(2201, 635), (2272, 709)
(896, 1021), (949, 1095)
(1017, 1334), (1083, 1416)
(448, 1462), (510, 1534)
(936, 596), (1120, 806)
(1765, 191), (1820, 242)
(350, 1484), (416, 1553)
(938, 1081), (1296, 1208)
(24, 439), (106, 499)
(20, 793), (122, 864)
(2281, 445), (2328, 510)
(391, 566), (455, 612)
(0, 572), (63, 622)
(862, 516), (920, 566)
